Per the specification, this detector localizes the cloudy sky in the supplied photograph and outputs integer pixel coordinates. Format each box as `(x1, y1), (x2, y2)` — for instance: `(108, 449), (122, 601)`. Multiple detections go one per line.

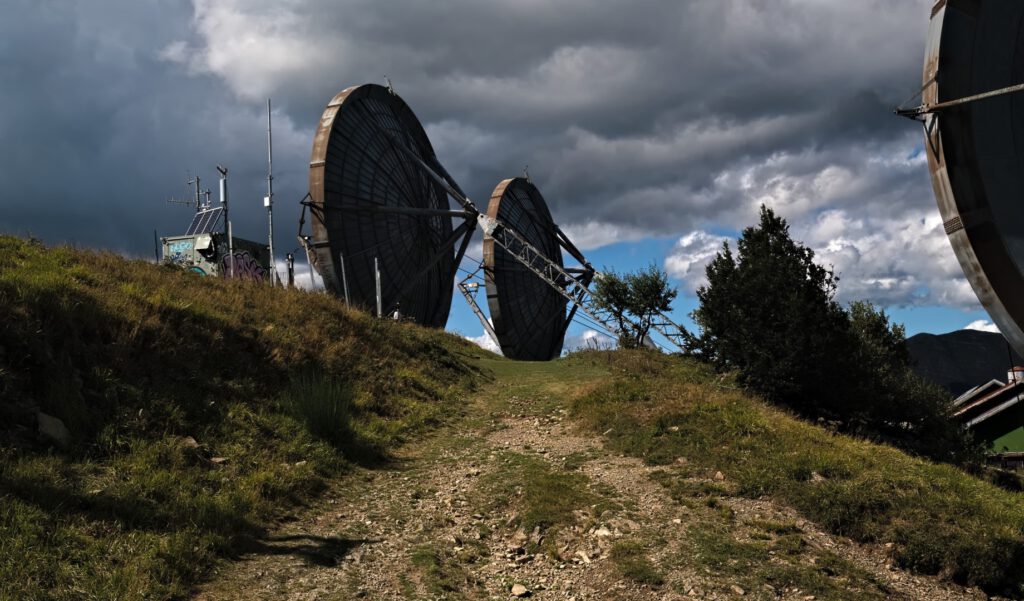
(0, 0), (998, 348)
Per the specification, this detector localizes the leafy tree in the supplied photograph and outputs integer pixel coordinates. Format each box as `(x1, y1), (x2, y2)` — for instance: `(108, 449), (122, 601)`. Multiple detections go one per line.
(689, 205), (975, 463)
(592, 264), (677, 349)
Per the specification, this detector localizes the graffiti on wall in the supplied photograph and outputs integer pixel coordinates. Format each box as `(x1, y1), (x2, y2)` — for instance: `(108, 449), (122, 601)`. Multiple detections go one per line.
(166, 240), (194, 266)
(221, 251), (267, 281)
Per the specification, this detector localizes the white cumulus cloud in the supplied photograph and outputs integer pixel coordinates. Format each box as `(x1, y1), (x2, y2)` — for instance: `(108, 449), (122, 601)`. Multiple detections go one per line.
(466, 331), (502, 355)
(667, 208), (981, 310)
(665, 230), (730, 294)
(799, 210), (977, 308)
(965, 320), (1001, 334)
(563, 329), (614, 352)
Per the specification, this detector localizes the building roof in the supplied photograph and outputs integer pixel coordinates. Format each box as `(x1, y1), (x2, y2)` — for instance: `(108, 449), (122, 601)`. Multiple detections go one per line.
(953, 378), (1024, 428)
(953, 379), (1005, 407)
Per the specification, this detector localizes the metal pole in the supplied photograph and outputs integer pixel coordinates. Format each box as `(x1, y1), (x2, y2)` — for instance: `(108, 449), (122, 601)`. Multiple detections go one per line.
(458, 280), (500, 348)
(153, 229), (160, 262)
(286, 253), (295, 288)
(897, 81), (1024, 118)
(1008, 341), (1017, 384)
(227, 220), (234, 276)
(217, 165), (234, 278)
(266, 98), (278, 286)
(339, 252), (350, 306)
(375, 257), (382, 318)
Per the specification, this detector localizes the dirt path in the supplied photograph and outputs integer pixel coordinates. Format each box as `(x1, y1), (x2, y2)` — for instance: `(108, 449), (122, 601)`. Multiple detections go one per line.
(194, 365), (986, 601)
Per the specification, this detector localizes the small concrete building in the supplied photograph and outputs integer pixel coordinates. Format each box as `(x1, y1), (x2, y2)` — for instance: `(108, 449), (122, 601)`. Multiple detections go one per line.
(953, 367), (1024, 454)
(161, 205), (270, 281)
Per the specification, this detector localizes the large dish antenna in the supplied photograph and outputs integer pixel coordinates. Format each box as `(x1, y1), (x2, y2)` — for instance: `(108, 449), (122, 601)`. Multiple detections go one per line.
(304, 84), (475, 327)
(900, 1), (1024, 356)
(301, 83), (689, 357)
(483, 179), (575, 360)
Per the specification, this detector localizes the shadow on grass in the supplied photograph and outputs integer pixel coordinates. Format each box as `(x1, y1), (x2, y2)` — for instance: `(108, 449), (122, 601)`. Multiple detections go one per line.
(334, 436), (393, 470)
(280, 370), (398, 469)
(1, 473), (254, 535)
(239, 534), (374, 567)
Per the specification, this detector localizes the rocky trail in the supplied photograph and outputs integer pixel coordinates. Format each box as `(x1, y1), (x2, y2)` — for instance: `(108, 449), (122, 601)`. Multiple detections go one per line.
(194, 362), (985, 601)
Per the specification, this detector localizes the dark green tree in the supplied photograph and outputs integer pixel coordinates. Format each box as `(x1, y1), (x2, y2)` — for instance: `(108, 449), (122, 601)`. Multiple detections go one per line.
(845, 301), (977, 462)
(689, 205), (976, 463)
(690, 205), (850, 413)
(592, 264), (677, 349)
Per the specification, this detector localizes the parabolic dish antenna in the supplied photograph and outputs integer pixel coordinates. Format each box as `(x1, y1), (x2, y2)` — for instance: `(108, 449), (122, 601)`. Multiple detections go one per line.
(301, 82), (689, 357)
(914, 0), (1024, 356)
(306, 84), (471, 327)
(484, 178), (570, 360)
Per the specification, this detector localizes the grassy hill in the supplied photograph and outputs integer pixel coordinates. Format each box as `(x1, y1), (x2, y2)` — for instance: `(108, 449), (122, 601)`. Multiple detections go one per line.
(0, 236), (486, 599)
(3, 236), (1024, 599)
(571, 351), (1024, 597)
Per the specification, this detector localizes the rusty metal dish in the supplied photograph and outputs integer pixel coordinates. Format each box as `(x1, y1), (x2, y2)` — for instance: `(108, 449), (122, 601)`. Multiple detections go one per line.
(307, 84), (454, 327)
(924, 0), (1024, 356)
(483, 178), (569, 360)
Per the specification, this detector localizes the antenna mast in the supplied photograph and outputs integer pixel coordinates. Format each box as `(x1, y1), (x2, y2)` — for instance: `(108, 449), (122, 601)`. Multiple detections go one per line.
(168, 172), (205, 210)
(217, 165), (234, 278)
(266, 98), (278, 286)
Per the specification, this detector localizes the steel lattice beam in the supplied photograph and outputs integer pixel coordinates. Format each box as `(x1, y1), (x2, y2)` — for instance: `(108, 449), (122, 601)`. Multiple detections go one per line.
(458, 279), (500, 349)
(479, 214), (686, 353)
(308, 85), (688, 354)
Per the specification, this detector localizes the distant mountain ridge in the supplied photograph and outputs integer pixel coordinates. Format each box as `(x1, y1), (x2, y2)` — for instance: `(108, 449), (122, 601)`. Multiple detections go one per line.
(906, 329), (1023, 396)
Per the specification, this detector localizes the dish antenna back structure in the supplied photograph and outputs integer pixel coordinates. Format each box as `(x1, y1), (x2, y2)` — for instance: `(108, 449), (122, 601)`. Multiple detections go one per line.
(305, 84), (474, 327)
(483, 178), (595, 360)
(899, 0), (1024, 357)
(301, 83), (687, 359)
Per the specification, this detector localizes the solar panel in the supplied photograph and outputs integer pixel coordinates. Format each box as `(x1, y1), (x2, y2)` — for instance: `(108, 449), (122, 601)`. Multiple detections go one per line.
(185, 207), (224, 236)
(184, 212), (204, 236)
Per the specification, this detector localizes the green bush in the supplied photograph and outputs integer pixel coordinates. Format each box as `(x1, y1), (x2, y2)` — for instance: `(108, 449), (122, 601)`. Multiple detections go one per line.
(688, 206), (975, 463)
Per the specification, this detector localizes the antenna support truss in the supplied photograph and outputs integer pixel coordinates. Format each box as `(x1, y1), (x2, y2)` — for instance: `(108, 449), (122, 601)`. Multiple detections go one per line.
(457, 275), (500, 348)
(478, 214), (686, 353)
(896, 81), (1024, 120)
(306, 83), (689, 354)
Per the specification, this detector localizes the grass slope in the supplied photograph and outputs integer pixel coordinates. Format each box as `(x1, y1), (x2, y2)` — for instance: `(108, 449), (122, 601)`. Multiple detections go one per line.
(571, 350), (1024, 598)
(5, 235), (1024, 599)
(0, 236), (484, 600)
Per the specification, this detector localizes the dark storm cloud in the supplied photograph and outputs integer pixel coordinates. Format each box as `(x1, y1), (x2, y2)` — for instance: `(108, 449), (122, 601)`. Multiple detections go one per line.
(167, 0), (935, 230)
(2, 0), (959, 308)
(0, 0), (306, 255)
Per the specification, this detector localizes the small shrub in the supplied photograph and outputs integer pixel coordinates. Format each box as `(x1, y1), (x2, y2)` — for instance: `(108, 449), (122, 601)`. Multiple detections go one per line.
(280, 371), (354, 449)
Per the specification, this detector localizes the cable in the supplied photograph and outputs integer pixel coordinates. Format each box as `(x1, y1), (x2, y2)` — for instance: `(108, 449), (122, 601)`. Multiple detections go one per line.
(568, 312), (617, 339)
